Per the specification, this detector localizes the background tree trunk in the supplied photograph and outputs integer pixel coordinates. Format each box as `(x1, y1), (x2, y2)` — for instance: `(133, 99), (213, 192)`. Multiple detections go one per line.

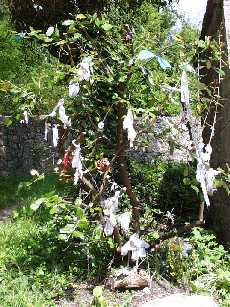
(201, 0), (230, 244)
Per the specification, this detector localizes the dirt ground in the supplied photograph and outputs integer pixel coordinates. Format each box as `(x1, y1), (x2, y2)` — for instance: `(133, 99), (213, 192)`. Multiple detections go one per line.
(57, 278), (186, 307)
(0, 206), (16, 223)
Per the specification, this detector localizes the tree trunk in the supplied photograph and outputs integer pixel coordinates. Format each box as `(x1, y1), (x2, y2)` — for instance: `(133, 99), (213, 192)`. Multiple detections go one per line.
(200, 0), (230, 244)
(117, 103), (140, 232)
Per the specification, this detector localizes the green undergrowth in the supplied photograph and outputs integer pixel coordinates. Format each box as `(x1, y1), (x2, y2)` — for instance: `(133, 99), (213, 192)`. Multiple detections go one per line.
(0, 173), (113, 306)
(0, 174), (65, 209)
(0, 175), (29, 209)
(0, 175), (70, 306)
(0, 220), (69, 307)
(163, 228), (230, 306)
(0, 162), (229, 306)
(131, 159), (200, 225)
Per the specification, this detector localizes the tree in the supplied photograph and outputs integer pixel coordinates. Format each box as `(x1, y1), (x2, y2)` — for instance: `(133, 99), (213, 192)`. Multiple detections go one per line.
(200, 0), (230, 243)
(1, 0), (204, 265)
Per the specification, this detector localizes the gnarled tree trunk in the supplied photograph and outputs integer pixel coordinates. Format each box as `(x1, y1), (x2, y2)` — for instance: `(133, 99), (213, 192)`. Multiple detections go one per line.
(200, 0), (230, 244)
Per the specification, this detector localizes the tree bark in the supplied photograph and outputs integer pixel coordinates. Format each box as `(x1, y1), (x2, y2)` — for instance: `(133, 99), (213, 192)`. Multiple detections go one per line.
(200, 0), (230, 243)
(117, 102), (140, 232)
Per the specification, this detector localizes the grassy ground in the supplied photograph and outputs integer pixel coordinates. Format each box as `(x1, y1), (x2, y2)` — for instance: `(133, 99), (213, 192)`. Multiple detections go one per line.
(0, 175), (67, 306)
(0, 176), (23, 209)
(0, 173), (229, 306)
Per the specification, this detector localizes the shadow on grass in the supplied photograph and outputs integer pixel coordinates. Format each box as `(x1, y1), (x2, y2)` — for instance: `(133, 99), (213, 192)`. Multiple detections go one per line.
(130, 159), (200, 225)
(0, 174), (30, 209)
(157, 163), (200, 223)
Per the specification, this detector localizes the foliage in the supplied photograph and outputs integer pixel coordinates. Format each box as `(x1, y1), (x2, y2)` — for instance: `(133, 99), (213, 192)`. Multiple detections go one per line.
(0, 175), (26, 209)
(0, 219), (69, 306)
(1, 3), (201, 115)
(188, 228), (230, 306)
(131, 160), (200, 224)
(0, 0), (227, 305)
(8, 0), (178, 33)
(0, 173), (229, 305)
(0, 0), (208, 275)
(92, 286), (108, 307)
(0, 2), (202, 257)
(0, 16), (67, 115)
(0, 174), (114, 305)
(152, 228), (230, 306)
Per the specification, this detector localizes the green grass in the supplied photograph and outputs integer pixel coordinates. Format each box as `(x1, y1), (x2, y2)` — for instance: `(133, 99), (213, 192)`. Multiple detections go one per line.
(0, 171), (229, 306)
(0, 175), (27, 209)
(0, 173), (71, 209)
(0, 218), (60, 306)
(0, 175), (72, 306)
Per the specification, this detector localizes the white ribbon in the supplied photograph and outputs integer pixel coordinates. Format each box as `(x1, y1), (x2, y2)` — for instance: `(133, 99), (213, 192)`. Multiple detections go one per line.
(123, 109), (137, 148)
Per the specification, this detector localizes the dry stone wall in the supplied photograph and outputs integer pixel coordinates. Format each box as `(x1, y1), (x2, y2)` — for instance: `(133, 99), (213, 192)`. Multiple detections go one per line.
(131, 116), (199, 163)
(0, 115), (195, 176)
(0, 116), (56, 176)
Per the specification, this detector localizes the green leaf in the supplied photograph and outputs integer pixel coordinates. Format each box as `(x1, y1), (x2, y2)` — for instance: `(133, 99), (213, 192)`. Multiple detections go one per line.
(75, 207), (84, 218)
(183, 178), (190, 185)
(60, 224), (75, 234)
(43, 36), (53, 43)
(76, 14), (87, 20)
(73, 231), (84, 239)
(93, 286), (103, 298)
(54, 28), (60, 37)
(68, 25), (76, 34)
(3, 117), (12, 126)
(30, 198), (46, 211)
(107, 237), (114, 249)
(49, 207), (58, 215)
(74, 198), (82, 206)
(73, 33), (82, 41)
(95, 18), (102, 27)
(58, 233), (69, 241)
(191, 185), (199, 195)
(101, 23), (113, 31)
(94, 227), (102, 240)
(78, 218), (89, 230)
(183, 168), (189, 177)
(118, 74), (127, 82)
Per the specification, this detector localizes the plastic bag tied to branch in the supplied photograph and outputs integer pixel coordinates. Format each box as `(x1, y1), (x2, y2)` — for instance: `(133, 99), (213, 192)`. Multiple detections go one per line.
(72, 141), (83, 185)
(101, 191), (121, 236)
(44, 122), (50, 141)
(52, 124), (59, 147)
(180, 70), (219, 206)
(69, 82), (80, 98)
(78, 57), (94, 82)
(48, 98), (71, 127)
(20, 110), (29, 124)
(123, 109), (137, 148)
(121, 233), (150, 261)
(101, 190), (131, 236)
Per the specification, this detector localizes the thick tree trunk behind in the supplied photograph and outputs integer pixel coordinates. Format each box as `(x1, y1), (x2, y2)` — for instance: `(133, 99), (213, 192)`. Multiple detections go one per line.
(201, 0), (230, 244)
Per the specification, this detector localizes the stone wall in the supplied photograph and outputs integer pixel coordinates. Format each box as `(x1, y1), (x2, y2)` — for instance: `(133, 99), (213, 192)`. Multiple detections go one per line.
(0, 116), (56, 176)
(132, 116), (196, 163)
(0, 115), (195, 176)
